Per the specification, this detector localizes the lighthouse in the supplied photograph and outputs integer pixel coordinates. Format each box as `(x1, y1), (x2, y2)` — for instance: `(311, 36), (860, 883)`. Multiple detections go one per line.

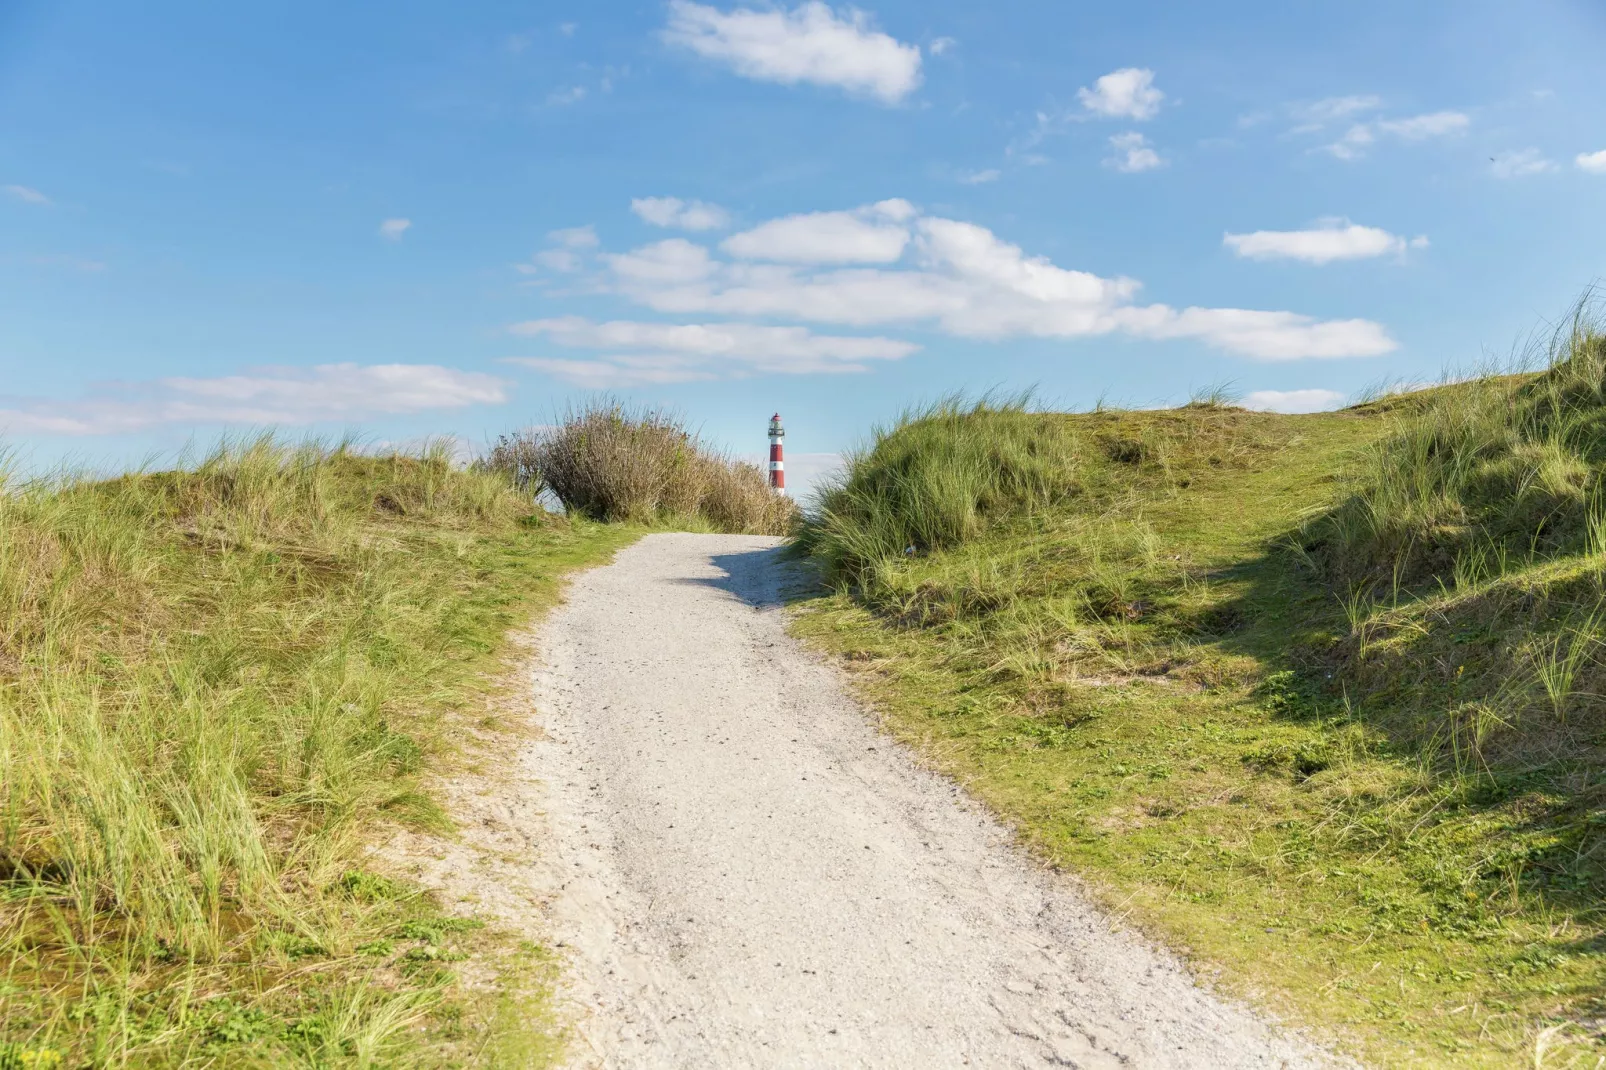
(767, 413), (785, 493)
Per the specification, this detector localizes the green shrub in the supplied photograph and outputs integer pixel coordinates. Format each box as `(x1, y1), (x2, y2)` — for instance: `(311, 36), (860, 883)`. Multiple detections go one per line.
(798, 397), (1082, 586)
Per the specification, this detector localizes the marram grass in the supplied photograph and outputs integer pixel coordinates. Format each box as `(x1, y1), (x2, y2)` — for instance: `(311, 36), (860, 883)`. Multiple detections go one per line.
(794, 369), (1606, 1067)
(0, 436), (633, 1067)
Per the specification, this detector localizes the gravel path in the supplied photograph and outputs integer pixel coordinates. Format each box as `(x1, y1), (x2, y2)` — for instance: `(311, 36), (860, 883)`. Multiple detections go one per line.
(528, 533), (1340, 1069)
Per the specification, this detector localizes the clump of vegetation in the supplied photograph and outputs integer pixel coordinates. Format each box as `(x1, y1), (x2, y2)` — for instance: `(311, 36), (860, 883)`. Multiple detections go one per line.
(798, 396), (1083, 588)
(488, 400), (794, 534)
(0, 435), (628, 1065)
(1316, 306), (1606, 587)
(793, 366), (1606, 1066)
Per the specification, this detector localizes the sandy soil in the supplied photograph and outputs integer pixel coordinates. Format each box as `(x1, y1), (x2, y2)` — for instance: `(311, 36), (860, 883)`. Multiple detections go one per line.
(403, 533), (1347, 1069)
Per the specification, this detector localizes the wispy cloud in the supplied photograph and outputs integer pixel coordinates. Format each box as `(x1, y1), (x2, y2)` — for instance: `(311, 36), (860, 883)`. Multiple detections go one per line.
(1375, 111), (1470, 140)
(1105, 132), (1164, 173)
(1224, 219), (1426, 264)
(546, 85), (587, 106)
(1328, 111), (1468, 158)
(929, 36), (955, 56)
(1289, 95), (1382, 130)
(663, 1), (922, 105)
(957, 168), (1001, 185)
(1491, 148), (1556, 179)
(631, 196), (730, 231)
(0, 364), (507, 436)
(4, 184), (51, 205)
(505, 316), (919, 384)
(378, 218), (412, 240)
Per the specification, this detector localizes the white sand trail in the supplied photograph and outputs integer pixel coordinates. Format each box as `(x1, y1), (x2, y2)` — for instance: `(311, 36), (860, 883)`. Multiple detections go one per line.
(513, 533), (1343, 1068)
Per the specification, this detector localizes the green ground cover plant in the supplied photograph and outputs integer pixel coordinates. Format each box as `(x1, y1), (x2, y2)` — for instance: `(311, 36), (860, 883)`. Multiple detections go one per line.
(793, 333), (1606, 1067)
(0, 437), (637, 1067)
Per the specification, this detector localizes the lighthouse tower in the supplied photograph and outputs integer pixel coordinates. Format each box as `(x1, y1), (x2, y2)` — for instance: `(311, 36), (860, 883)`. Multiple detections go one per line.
(767, 413), (785, 493)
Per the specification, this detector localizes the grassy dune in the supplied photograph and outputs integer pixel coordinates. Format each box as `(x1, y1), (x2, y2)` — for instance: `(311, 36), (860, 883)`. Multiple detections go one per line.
(793, 329), (1606, 1067)
(0, 439), (636, 1067)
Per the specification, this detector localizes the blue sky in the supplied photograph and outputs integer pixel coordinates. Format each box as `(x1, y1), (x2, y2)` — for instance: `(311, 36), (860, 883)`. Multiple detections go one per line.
(3, 0), (1604, 496)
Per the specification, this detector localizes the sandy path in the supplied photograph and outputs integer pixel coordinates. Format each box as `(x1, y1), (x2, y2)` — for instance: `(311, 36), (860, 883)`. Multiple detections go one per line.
(525, 533), (1339, 1069)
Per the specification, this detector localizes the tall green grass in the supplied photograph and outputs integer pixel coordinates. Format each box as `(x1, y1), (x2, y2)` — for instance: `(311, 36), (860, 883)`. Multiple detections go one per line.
(0, 436), (620, 1066)
(1316, 305), (1606, 586)
(798, 397), (1083, 588)
(792, 380), (1606, 1064)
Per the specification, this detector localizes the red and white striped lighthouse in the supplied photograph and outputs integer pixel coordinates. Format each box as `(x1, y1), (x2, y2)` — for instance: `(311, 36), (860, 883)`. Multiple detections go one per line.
(767, 412), (785, 493)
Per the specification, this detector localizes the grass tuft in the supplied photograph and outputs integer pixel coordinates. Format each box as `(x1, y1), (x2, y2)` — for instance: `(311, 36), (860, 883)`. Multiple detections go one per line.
(0, 435), (631, 1065)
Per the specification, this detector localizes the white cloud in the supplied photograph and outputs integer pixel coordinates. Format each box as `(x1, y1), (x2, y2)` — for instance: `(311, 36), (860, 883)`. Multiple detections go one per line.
(1105, 132), (1164, 173)
(631, 196), (731, 231)
(547, 85), (587, 106)
(1376, 111), (1470, 139)
(605, 238), (719, 283)
(1574, 150), (1606, 174)
(1242, 388), (1347, 413)
(0, 364), (507, 436)
(1491, 148), (1557, 179)
(549, 225), (599, 248)
(663, 1), (922, 105)
(958, 168), (1001, 185)
(594, 200), (1397, 361)
(1078, 68), (1163, 121)
(508, 315), (918, 376)
(1320, 110), (1468, 159)
(4, 184), (50, 205)
(929, 36), (955, 56)
(1224, 220), (1425, 264)
(505, 356), (718, 389)
(378, 218), (412, 241)
(1291, 95), (1382, 127)
(1323, 124), (1375, 160)
(521, 226), (601, 273)
(721, 200), (913, 263)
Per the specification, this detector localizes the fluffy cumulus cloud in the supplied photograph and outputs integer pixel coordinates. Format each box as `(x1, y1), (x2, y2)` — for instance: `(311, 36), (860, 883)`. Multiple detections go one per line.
(1224, 219), (1426, 264)
(1242, 388), (1348, 413)
(1579, 150), (1606, 175)
(1105, 132), (1163, 173)
(0, 364), (507, 436)
(663, 1), (922, 105)
(543, 199), (1396, 361)
(505, 315), (918, 385)
(720, 199), (913, 263)
(1491, 148), (1557, 178)
(1078, 68), (1163, 120)
(630, 196), (730, 231)
(378, 218), (412, 240)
